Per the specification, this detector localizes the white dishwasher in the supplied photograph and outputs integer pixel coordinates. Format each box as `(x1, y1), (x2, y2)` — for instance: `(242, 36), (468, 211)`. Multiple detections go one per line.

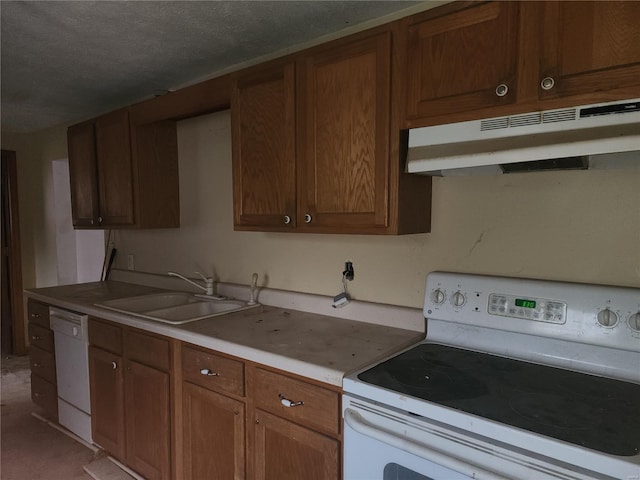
(49, 307), (92, 443)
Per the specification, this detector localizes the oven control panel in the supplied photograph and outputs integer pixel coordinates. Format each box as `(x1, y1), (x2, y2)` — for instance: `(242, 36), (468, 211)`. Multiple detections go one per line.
(424, 272), (640, 352)
(488, 293), (567, 324)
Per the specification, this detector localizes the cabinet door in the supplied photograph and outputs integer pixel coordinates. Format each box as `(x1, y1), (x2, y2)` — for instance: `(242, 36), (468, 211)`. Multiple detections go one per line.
(253, 409), (339, 480)
(539, 1), (640, 102)
(232, 62), (297, 230)
(124, 360), (171, 480)
(182, 382), (245, 480)
(68, 121), (100, 227)
(405, 2), (519, 126)
(297, 32), (391, 232)
(89, 346), (125, 461)
(95, 108), (135, 226)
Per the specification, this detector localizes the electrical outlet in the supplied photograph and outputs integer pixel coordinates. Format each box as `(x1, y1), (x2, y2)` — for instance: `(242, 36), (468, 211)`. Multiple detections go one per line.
(343, 261), (354, 281)
(127, 254), (135, 271)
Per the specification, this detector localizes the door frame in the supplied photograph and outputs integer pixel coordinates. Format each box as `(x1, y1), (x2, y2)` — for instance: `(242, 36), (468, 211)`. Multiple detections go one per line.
(1, 149), (26, 355)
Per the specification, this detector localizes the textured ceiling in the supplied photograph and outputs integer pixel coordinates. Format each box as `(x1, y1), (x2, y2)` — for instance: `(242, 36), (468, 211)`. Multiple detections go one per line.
(1, 0), (434, 134)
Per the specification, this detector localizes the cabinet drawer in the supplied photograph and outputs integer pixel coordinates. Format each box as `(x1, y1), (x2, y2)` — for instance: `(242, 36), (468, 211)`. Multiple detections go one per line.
(30, 345), (56, 383)
(28, 323), (54, 352)
(252, 368), (340, 436)
(182, 346), (244, 397)
(89, 318), (123, 354)
(126, 329), (170, 371)
(31, 373), (58, 420)
(27, 299), (50, 328)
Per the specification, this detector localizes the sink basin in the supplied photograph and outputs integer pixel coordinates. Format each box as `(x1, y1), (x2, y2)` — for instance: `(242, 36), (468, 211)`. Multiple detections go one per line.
(96, 292), (258, 324)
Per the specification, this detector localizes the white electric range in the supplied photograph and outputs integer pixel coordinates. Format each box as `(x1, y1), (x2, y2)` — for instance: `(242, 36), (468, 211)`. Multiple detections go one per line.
(343, 272), (640, 480)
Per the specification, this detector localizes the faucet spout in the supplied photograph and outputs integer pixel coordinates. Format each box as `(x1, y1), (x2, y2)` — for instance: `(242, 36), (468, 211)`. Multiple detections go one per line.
(168, 271), (214, 296)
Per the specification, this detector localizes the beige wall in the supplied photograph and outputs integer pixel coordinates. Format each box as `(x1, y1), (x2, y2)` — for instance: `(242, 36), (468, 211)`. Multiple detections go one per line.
(111, 111), (640, 309)
(2, 125), (68, 289)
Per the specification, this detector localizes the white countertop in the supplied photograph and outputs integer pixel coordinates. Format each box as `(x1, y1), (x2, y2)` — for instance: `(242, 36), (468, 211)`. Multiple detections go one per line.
(25, 281), (424, 386)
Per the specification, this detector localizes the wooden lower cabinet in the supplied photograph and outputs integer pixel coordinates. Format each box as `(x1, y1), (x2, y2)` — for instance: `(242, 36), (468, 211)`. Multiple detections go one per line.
(88, 319), (171, 480)
(253, 409), (340, 480)
(180, 343), (342, 480)
(27, 299), (58, 420)
(125, 360), (171, 479)
(89, 346), (126, 460)
(182, 382), (245, 479)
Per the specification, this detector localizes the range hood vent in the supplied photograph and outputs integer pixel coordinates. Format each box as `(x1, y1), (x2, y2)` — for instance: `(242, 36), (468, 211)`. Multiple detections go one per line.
(407, 99), (640, 176)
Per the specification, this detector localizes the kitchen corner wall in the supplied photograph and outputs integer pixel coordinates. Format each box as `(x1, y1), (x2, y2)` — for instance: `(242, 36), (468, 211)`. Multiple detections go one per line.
(113, 111), (640, 308)
(2, 125), (69, 290)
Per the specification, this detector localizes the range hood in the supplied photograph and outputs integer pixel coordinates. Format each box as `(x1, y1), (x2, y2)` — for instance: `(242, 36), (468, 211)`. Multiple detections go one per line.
(407, 99), (640, 176)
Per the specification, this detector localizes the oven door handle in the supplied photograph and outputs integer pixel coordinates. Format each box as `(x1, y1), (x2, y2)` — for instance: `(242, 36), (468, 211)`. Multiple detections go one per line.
(344, 408), (510, 480)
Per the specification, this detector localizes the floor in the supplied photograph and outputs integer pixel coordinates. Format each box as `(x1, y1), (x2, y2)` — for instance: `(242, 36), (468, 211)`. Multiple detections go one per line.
(1, 354), (96, 479)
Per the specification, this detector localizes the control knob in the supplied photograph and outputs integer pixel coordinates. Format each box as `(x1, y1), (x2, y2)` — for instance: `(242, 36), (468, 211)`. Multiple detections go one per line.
(431, 289), (445, 305)
(596, 308), (618, 327)
(628, 312), (640, 332)
(451, 291), (466, 308)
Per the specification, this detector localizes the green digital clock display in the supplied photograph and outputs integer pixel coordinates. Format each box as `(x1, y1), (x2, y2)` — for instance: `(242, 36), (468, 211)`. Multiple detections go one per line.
(515, 299), (536, 309)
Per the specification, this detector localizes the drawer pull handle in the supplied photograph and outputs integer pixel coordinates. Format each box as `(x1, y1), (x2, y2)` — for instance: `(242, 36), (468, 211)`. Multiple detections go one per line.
(111, 362), (118, 370)
(33, 362), (41, 368)
(200, 368), (219, 377)
(32, 335), (40, 340)
(32, 313), (41, 318)
(279, 393), (304, 408)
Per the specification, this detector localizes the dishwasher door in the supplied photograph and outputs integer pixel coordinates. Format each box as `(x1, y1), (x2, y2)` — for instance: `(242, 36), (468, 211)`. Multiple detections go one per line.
(49, 307), (92, 443)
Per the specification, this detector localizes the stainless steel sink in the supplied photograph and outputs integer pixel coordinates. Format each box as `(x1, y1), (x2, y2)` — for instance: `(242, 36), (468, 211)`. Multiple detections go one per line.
(96, 292), (258, 324)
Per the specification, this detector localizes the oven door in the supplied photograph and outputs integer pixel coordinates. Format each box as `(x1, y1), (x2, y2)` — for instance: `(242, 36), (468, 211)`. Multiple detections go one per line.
(342, 395), (617, 480)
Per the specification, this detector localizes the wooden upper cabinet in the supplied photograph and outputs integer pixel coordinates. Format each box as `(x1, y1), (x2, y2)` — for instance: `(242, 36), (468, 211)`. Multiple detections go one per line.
(231, 62), (297, 230)
(231, 29), (431, 235)
(297, 32), (391, 232)
(67, 121), (100, 227)
(68, 108), (179, 229)
(95, 109), (135, 226)
(538, 1), (640, 103)
(403, 1), (640, 128)
(405, 2), (520, 127)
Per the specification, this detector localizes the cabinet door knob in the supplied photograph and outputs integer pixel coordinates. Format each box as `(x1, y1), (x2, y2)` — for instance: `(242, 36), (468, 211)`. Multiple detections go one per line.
(111, 361), (117, 370)
(33, 362), (41, 368)
(200, 368), (219, 376)
(279, 393), (304, 408)
(540, 77), (555, 91)
(90, 219), (95, 225)
(283, 215), (291, 225)
(303, 214), (312, 224)
(98, 216), (103, 224)
(495, 83), (509, 97)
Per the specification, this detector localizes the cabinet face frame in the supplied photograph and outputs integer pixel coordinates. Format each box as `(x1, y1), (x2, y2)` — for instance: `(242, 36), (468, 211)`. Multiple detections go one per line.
(231, 62), (297, 231)
(297, 31), (391, 232)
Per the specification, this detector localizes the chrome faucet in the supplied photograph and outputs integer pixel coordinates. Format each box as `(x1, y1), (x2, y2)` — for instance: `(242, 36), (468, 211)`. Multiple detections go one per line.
(248, 273), (259, 305)
(168, 271), (215, 296)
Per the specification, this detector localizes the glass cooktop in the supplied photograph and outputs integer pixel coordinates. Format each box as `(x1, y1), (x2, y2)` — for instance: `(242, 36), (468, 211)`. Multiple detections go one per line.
(358, 343), (640, 457)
